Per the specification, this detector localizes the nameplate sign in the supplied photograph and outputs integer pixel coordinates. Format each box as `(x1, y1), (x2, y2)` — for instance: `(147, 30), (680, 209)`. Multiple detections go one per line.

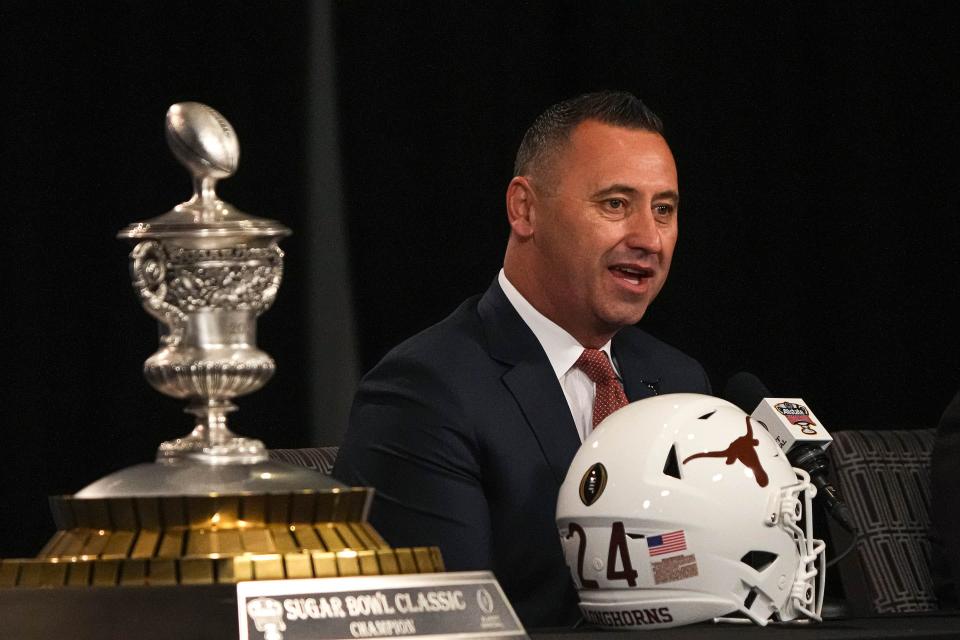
(237, 570), (527, 640)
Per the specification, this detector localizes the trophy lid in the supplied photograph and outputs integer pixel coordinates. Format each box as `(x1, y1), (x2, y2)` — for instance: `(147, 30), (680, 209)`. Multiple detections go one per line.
(118, 102), (290, 241)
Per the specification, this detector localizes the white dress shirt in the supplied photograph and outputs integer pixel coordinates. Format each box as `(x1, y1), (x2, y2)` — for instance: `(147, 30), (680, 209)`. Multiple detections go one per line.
(498, 269), (621, 442)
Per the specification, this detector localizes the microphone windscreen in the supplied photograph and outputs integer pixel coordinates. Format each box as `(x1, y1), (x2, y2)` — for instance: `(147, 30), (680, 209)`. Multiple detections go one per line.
(723, 371), (772, 413)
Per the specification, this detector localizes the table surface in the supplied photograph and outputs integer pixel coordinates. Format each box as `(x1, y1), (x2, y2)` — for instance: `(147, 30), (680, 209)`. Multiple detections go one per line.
(1, 583), (958, 640)
(533, 613), (960, 640)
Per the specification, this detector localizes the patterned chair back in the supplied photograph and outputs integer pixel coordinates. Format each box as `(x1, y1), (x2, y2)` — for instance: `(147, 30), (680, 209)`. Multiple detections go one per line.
(268, 446), (340, 476)
(827, 429), (937, 613)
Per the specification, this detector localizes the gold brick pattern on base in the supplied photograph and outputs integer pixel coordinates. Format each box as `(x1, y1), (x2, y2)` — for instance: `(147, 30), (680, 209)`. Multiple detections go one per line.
(3, 488), (444, 587)
(0, 547), (442, 587)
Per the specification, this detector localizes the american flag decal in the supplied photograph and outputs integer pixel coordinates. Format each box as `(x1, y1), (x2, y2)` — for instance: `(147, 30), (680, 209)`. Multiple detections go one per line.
(647, 530), (687, 556)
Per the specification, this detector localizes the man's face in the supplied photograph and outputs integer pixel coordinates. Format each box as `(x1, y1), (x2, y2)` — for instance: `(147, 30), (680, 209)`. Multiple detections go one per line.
(528, 120), (679, 345)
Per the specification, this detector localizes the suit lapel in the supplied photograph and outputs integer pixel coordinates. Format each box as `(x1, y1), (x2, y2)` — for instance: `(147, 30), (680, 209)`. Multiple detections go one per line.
(478, 280), (582, 485)
(613, 331), (659, 402)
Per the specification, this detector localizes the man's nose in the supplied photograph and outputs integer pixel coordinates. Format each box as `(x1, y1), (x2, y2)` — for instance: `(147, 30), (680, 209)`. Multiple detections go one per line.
(624, 208), (663, 253)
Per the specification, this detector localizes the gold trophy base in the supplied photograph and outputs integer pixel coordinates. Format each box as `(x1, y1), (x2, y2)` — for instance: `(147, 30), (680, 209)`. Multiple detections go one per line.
(0, 489), (443, 587)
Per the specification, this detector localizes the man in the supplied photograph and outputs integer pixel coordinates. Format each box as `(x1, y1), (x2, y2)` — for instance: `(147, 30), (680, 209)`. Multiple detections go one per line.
(931, 388), (960, 608)
(333, 92), (711, 627)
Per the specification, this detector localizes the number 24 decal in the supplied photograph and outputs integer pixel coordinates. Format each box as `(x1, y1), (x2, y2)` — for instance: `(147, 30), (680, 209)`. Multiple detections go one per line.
(566, 521), (638, 588)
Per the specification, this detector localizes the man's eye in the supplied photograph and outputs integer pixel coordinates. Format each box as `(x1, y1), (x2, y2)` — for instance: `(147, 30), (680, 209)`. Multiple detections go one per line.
(607, 199), (625, 210)
(654, 204), (675, 216)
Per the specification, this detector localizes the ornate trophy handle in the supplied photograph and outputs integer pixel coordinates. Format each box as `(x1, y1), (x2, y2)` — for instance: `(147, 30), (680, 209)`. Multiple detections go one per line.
(130, 240), (187, 346)
(256, 246), (284, 316)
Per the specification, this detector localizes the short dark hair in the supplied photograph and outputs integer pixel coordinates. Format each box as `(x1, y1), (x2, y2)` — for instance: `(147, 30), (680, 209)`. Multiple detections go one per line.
(513, 91), (665, 178)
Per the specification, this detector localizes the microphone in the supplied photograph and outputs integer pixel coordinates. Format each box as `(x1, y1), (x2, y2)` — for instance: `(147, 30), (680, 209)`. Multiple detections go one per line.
(723, 372), (858, 534)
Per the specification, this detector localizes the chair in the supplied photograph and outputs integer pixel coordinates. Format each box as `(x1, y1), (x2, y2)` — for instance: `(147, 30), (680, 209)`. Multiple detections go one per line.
(268, 446), (339, 476)
(826, 428), (938, 613)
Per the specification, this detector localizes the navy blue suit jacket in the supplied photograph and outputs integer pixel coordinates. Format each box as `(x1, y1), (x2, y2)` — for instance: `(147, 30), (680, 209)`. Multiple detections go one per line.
(333, 279), (711, 628)
(931, 390), (960, 607)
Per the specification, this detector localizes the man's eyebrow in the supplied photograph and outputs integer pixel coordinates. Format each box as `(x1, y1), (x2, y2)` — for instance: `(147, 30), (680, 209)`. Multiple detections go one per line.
(590, 185), (680, 204)
(654, 190), (680, 205)
(590, 184), (639, 199)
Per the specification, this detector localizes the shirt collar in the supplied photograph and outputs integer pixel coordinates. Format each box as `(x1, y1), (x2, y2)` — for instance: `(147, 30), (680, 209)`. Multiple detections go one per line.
(498, 269), (616, 380)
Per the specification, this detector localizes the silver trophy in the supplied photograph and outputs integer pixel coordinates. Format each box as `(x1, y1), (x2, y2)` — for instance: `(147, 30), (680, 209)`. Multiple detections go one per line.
(0, 103), (445, 593)
(78, 102), (332, 496)
(122, 102), (283, 464)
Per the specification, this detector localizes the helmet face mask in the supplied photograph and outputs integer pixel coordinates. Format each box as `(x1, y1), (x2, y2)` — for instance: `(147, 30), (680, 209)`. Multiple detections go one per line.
(556, 394), (825, 629)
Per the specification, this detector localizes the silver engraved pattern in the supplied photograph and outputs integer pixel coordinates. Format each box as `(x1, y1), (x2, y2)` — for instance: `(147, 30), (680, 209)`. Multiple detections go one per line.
(165, 246), (283, 313)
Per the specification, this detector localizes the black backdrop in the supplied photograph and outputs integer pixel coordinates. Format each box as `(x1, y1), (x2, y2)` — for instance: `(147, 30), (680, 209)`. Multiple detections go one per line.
(2, 1), (958, 562)
(338, 0), (960, 420)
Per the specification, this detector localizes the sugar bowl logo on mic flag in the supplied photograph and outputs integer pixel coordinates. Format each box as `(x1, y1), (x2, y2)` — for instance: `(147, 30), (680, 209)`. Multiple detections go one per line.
(774, 402), (817, 434)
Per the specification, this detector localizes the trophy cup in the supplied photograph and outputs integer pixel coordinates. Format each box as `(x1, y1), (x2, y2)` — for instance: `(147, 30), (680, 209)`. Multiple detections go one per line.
(0, 103), (443, 588)
(81, 101), (328, 495)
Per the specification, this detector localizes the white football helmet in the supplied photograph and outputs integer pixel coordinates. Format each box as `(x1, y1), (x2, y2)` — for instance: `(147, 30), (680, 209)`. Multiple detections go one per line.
(556, 394), (824, 629)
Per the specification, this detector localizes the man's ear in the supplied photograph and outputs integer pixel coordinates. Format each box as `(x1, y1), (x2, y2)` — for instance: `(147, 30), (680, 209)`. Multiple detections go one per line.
(506, 176), (536, 238)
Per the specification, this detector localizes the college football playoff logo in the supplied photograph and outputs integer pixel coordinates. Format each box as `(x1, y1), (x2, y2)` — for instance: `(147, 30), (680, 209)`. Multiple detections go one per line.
(580, 463), (607, 505)
(476, 587), (495, 614)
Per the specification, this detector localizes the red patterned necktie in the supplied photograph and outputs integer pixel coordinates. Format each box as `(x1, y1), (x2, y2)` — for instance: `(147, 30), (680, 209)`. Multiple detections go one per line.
(575, 348), (629, 427)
